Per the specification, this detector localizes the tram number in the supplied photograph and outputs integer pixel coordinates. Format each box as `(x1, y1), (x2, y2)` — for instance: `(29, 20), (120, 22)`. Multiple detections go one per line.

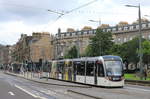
(112, 77), (120, 81)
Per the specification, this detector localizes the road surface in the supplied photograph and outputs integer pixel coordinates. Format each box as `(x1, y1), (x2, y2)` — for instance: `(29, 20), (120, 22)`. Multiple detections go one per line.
(0, 71), (150, 99)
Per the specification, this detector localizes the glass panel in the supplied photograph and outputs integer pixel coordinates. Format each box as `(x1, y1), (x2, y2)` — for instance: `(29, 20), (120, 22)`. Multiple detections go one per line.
(76, 61), (85, 75)
(86, 62), (94, 76)
(105, 61), (123, 76)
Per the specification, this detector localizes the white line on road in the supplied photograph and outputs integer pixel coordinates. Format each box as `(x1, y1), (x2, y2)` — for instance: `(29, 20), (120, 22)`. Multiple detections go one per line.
(126, 87), (150, 92)
(14, 84), (48, 99)
(8, 91), (15, 96)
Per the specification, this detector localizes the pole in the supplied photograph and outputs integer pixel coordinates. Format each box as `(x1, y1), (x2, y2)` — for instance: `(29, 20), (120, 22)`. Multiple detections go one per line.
(138, 4), (143, 78)
(77, 33), (80, 58)
(98, 19), (101, 56)
(125, 4), (143, 78)
(89, 19), (101, 56)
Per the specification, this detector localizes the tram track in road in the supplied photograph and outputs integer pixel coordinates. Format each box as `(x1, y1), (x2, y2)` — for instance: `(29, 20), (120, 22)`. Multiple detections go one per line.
(67, 89), (103, 99)
(2, 72), (150, 99)
(3, 72), (96, 99)
(125, 80), (150, 86)
(5, 72), (91, 88)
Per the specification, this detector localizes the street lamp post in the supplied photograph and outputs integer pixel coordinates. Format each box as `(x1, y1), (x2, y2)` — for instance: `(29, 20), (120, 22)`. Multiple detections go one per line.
(125, 4), (143, 77)
(89, 19), (102, 55)
(89, 19), (101, 27)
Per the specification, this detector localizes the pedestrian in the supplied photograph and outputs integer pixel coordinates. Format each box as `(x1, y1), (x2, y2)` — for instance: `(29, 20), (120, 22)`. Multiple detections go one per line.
(144, 69), (147, 80)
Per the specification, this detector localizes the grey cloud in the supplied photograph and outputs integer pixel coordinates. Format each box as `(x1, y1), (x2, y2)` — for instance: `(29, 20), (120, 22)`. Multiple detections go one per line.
(0, 0), (79, 24)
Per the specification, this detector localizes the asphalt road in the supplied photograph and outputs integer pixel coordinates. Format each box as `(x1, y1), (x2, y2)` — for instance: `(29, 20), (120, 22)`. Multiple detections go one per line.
(0, 75), (37, 99)
(0, 71), (90, 99)
(0, 71), (150, 99)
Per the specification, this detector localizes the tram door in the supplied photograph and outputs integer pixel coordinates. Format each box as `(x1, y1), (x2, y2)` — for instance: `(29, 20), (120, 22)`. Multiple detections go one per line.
(94, 61), (97, 85)
(64, 60), (73, 81)
(73, 62), (77, 81)
(68, 61), (73, 81)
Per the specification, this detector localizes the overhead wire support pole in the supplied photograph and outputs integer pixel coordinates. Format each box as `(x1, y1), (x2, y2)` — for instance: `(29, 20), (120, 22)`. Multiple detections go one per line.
(125, 4), (143, 78)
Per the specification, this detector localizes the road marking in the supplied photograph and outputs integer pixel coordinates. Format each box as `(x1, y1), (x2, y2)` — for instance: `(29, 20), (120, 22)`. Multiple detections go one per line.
(126, 87), (150, 92)
(14, 84), (48, 99)
(8, 91), (15, 96)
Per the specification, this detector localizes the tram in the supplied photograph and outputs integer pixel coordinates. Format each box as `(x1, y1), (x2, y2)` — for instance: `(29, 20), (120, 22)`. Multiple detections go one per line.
(49, 55), (124, 87)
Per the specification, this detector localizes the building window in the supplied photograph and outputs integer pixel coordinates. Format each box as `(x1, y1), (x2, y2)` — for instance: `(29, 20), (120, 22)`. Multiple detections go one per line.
(129, 26), (134, 30)
(112, 28), (116, 31)
(124, 27), (128, 31)
(142, 36), (145, 38)
(102, 29), (106, 32)
(142, 24), (146, 28)
(136, 25), (139, 29)
(118, 27), (122, 31)
(148, 23), (150, 27)
(148, 35), (150, 40)
(107, 29), (111, 32)
(87, 31), (89, 34)
(94, 30), (96, 33)
(89, 30), (93, 34)
(83, 31), (87, 34)
(129, 37), (132, 40)
(118, 38), (121, 42)
(70, 33), (72, 36)
(77, 32), (81, 35)
(124, 38), (127, 42)
(67, 33), (70, 36)
(72, 32), (75, 36)
(61, 34), (64, 38)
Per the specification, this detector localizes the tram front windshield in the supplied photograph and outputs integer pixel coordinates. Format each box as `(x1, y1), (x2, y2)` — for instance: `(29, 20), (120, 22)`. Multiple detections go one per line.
(105, 61), (123, 76)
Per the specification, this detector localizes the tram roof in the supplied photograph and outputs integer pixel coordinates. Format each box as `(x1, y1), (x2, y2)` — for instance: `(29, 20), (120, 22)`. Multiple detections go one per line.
(56, 55), (121, 62)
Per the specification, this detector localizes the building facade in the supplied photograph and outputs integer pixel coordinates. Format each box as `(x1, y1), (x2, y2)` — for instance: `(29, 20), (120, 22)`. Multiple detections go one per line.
(12, 32), (53, 63)
(53, 22), (150, 58)
(0, 45), (11, 68)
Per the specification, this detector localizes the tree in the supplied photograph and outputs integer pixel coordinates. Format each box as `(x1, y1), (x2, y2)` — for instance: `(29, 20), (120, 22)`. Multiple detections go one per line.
(64, 46), (78, 59)
(110, 37), (146, 70)
(84, 28), (114, 56)
(142, 40), (150, 66)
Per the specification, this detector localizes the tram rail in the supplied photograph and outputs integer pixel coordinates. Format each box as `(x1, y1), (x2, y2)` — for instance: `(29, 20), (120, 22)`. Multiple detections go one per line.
(125, 79), (150, 86)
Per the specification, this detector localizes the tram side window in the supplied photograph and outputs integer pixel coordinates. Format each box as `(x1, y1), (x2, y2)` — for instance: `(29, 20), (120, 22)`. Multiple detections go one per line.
(57, 64), (62, 73)
(98, 63), (104, 77)
(77, 62), (85, 76)
(86, 62), (94, 76)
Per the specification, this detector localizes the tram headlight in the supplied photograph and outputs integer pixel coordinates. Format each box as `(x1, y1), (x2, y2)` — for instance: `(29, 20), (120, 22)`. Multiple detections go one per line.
(109, 77), (112, 80)
(121, 76), (124, 80)
(105, 77), (112, 80)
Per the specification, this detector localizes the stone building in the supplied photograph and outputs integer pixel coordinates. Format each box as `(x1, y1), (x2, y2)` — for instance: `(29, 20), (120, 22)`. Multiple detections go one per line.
(0, 45), (11, 67)
(53, 22), (150, 58)
(12, 32), (53, 63)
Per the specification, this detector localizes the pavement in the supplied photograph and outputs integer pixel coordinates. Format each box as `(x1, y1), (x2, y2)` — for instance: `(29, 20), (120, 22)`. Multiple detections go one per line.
(1, 70), (150, 99)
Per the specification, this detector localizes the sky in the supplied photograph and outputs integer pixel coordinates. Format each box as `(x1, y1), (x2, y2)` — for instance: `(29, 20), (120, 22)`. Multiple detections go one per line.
(0, 0), (150, 45)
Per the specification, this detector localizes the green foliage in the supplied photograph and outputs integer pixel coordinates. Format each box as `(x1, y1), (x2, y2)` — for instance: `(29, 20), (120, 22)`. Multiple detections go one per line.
(84, 28), (114, 56)
(142, 40), (150, 64)
(110, 37), (140, 64)
(142, 40), (150, 55)
(64, 46), (78, 59)
(124, 73), (150, 81)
